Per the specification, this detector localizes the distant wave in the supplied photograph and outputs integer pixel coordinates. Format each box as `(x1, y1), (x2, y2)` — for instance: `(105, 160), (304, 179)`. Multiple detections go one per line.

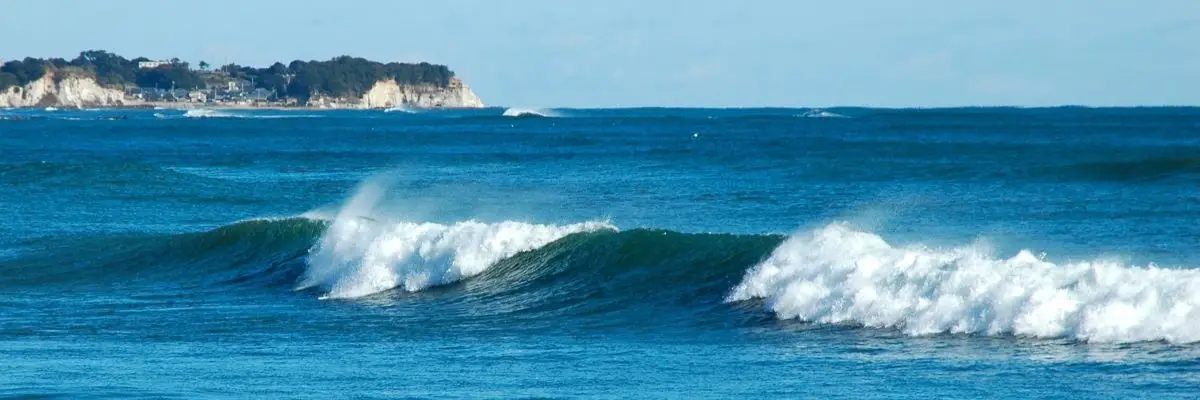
(502, 107), (558, 118)
(797, 109), (849, 118)
(0, 162), (215, 186)
(383, 106), (414, 113)
(183, 109), (236, 118)
(178, 109), (322, 119)
(728, 223), (1200, 343)
(1053, 156), (1200, 182)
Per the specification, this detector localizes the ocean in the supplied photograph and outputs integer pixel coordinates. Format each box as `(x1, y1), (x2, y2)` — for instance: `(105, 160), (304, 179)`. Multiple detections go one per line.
(1, 106), (1198, 398)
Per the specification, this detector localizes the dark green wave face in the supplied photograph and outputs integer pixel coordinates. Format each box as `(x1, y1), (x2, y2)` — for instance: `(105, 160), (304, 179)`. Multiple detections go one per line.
(2, 107), (1200, 399)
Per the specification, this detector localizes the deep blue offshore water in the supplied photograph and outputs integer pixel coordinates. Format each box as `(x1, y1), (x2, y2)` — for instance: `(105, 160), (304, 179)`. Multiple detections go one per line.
(1, 106), (1199, 398)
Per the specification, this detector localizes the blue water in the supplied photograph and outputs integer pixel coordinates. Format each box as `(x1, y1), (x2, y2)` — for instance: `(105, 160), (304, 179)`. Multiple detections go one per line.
(2, 106), (1199, 398)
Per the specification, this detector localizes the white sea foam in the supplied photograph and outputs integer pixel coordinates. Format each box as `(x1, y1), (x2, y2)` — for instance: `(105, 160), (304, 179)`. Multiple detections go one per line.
(728, 223), (1200, 343)
(43, 107), (59, 112)
(383, 106), (414, 113)
(298, 179), (613, 299)
(180, 109), (321, 119)
(502, 107), (556, 118)
(183, 109), (235, 118)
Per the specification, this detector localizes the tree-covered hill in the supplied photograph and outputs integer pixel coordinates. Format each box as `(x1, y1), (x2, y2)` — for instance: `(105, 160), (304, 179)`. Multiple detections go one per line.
(0, 50), (455, 100)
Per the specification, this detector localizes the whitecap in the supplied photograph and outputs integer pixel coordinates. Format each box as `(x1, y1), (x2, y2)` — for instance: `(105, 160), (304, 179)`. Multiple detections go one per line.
(297, 178), (613, 298)
(728, 223), (1200, 343)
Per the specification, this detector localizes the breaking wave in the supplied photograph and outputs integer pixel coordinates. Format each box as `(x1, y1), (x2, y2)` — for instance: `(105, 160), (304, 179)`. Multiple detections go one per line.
(502, 107), (557, 118)
(294, 178), (613, 298)
(728, 223), (1200, 343)
(300, 218), (614, 299)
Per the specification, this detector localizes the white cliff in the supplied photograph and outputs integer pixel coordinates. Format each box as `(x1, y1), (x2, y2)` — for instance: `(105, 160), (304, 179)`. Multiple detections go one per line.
(358, 77), (484, 109)
(0, 72), (130, 108)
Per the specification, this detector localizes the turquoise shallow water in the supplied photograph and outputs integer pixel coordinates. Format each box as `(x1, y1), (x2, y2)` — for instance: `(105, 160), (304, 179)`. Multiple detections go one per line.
(1, 106), (1199, 398)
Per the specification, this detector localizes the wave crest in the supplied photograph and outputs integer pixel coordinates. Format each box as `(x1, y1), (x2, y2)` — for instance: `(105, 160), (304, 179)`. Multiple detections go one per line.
(300, 218), (614, 299)
(295, 176), (613, 298)
(727, 223), (1200, 343)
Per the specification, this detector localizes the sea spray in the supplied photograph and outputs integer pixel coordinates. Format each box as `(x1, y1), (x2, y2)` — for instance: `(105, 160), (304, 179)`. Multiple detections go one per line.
(728, 223), (1200, 343)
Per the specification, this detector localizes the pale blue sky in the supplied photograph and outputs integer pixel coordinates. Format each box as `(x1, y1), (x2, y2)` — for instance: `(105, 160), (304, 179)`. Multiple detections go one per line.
(2, 0), (1197, 107)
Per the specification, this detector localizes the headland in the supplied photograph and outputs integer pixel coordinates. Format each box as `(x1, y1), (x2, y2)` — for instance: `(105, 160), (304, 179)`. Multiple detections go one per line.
(0, 51), (483, 109)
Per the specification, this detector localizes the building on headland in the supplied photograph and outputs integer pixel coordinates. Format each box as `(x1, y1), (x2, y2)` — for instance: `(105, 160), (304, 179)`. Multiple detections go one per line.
(248, 88), (273, 102)
(137, 60), (172, 69)
(224, 80), (254, 93)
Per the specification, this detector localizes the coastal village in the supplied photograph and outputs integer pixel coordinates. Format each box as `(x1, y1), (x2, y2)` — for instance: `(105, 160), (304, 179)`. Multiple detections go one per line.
(0, 57), (286, 107)
(127, 59), (291, 107)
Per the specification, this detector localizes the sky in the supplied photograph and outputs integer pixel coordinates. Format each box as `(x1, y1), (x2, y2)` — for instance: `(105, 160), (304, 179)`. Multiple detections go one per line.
(2, 0), (1198, 107)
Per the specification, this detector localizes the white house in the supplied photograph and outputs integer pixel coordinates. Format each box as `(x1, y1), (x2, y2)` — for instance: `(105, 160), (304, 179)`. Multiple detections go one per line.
(138, 60), (172, 69)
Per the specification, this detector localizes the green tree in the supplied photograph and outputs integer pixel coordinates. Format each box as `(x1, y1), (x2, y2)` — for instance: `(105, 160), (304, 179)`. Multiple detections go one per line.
(70, 50), (137, 86)
(0, 59), (49, 86)
(136, 65), (204, 90)
(0, 72), (18, 90)
(199, 61), (209, 71)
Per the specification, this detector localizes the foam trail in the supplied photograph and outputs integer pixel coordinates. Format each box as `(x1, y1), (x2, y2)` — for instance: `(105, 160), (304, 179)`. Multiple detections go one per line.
(383, 106), (414, 113)
(502, 107), (557, 118)
(728, 223), (1200, 343)
(298, 178), (613, 298)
